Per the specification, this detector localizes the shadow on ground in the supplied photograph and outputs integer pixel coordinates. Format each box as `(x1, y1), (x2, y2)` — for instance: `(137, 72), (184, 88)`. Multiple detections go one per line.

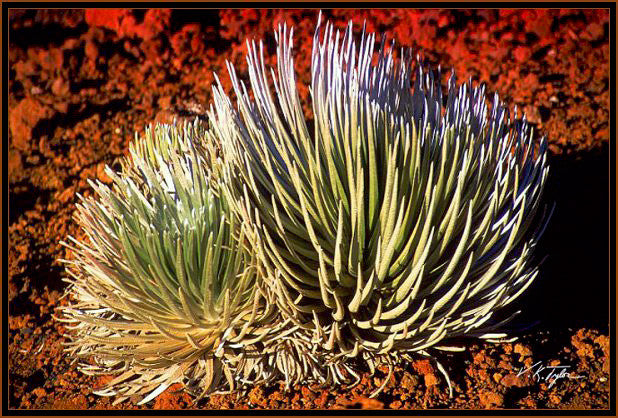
(512, 143), (611, 333)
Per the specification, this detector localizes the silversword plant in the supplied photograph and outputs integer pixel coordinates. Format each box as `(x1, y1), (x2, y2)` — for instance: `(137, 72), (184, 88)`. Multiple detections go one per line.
(210, 17), (550, 392)
(59, 122), (279, 404)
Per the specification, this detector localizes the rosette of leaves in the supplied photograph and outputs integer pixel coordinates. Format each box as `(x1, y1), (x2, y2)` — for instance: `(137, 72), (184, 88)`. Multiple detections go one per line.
(209, 16), (550, 374)
(58, 121), (278, 404)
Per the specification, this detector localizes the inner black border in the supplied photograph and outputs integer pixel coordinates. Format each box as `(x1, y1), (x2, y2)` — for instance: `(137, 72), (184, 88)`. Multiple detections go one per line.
(2, 2), (616, 416)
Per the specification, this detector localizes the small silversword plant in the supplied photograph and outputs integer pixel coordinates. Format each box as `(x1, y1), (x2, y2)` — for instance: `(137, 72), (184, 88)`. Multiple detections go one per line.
(58, 122), (280, 404)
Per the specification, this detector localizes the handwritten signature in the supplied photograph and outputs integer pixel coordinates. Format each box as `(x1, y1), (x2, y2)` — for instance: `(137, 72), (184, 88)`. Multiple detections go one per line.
(517, 361), (585, 389)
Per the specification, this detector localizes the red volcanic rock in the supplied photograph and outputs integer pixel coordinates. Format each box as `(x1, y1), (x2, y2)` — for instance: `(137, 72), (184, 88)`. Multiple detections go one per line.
(9, 97), (55, 152)
(84, 9), (129, 33)
(501, 373), (533, 388)
(513, 45), (531, 63)
(85, 9), (170, 40)
(479, 390), (504, 409)
(335, 396), (384, 409)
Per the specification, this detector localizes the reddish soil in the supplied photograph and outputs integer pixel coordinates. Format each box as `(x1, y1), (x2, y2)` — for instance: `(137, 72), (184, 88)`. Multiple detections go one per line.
(7, 8), (611, 410)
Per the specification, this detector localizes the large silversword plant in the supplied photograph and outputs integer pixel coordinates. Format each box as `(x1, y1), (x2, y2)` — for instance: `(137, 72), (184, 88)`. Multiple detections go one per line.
(58, 122), (279, 404)
(210, 17), (550, 383)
